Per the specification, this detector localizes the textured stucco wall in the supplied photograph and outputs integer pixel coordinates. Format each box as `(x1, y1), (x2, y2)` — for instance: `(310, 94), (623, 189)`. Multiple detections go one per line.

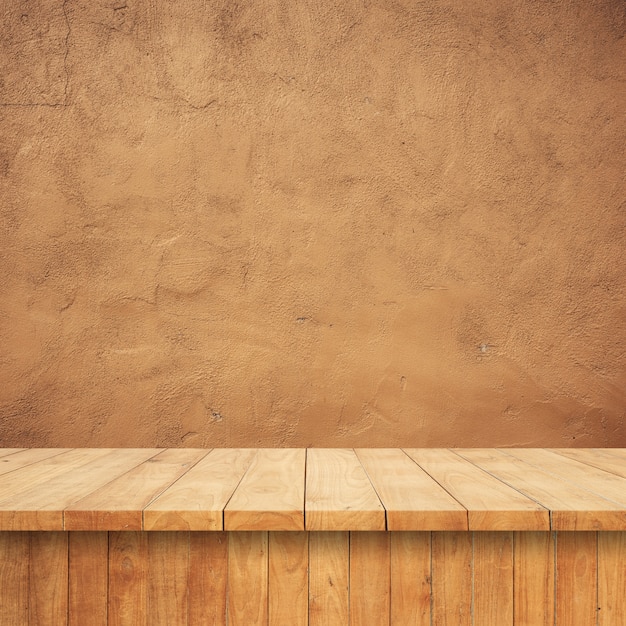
(1, 0), (625, 447)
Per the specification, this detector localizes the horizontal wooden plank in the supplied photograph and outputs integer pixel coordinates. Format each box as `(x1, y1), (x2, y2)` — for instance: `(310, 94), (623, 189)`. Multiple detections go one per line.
(225, 449), (305, 531)
(551, 449), (626, 480)
(0, 448), (72, 477)
(144, 448), (256, 530)
(356, 448), (467, 530)
(459, 449), (626, 530)
(306, 448), (385, 531)
(65, 449), (208, 530)
(408, 449), (549, 530)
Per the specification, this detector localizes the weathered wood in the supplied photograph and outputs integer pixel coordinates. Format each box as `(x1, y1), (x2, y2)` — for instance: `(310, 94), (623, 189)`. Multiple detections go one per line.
(189, 532), (228, 626)
(147, 532), (189, 625)
(431, 531), (472, 626)
(69, 532), (108, 626)
(228, 532), (269, 625)
(306, 449), (385, 530)
(410, 448), (548, 530)
(0, 531), (29, 625)
(145, 448), (255, 530)
(65, 448), (206, 530)
(309, 531), (350, 626)
(350, 532), (390, 626)
(225, 448), (305, 530)
(598, 532), (626, 625)
(269, 532), (309, 626)
(29, 532), (69, 625)
(356, 448), (467, 530)
(473, 532), (513, 625)
(108, 531), (148, 626)
(514, 532), (555, 626)
(390, 532), (431, 626)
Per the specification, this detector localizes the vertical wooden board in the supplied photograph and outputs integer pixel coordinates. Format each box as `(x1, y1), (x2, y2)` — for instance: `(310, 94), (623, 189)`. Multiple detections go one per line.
(473, 532), (513, 626)
(556, 531), (597, 625)
(29, 531), (69, 625)
(269, 532), (308, 626)
(189, 532), (228, 626)
(391, 532), (431, 626)
(513, 532), (555, 626)
(309, 532), (349, 626)
(431, 531), (472, 626)
(147, 532), (189, 625)
(350, 532), (390, 626)
(109, 531), (148, 626)
(598, 532), (626, 625)
(69, 532), (108, 626)
(0, 531), (29, 625)
(228, 531), (269, 626)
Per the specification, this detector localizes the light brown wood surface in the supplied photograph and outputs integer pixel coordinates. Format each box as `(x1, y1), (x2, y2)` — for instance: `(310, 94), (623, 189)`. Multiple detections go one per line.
(306, 448), (385, 530)
(225, 448), (305, 530)
(356, 448), (467, 530)
(552, 448), (626, 479)
(144, 448), (255, 530)
(0, 448), (70, 476)
(0, 531), (29, 625)
(598, 532), (626, 625)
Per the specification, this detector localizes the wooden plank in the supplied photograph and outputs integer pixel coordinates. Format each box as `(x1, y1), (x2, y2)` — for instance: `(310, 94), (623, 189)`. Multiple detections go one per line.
(431, 531), (472, 626)
(0, 449), (70, 477)
(147, 532), (189, 625)
(598, 532), (626, 625)
(556, 531), (597, 625)
(390, 532), (431, 626)
(309, 531), (349, 626)
(552, 448), (626, 479)
(407, 449), (548, 530)
(0, 449), (25, 457)
(145, 448), (255, 530)
(0, 531), (29, 625)
(108, 531), (148, 626)
(228, 531), (269, 625)
(189, 532), (228, 626)
(29, 532), (69, 625)
(473, 532), (513, 625)
(65, 448), (207, 530)
(0, 449), (155, 530)
(459, 448), (626, 530)
(225, 449), (305, 531)
(513, 532), (555, 626)
(306, 449), (385, 531)
(350, 532), (390, 626)
(269, 532), (309, 626)
(505, 448), (626, 508)
(69, 532), (108, 626)
(355, 449), (467, 530)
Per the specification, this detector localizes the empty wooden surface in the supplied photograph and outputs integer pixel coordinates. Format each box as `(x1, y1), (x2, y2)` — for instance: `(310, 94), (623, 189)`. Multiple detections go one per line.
(0, 448), (623, 531)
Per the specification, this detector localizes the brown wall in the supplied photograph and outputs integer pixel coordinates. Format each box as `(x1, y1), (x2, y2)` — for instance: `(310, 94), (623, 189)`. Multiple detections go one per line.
(1, 0), (625, 448)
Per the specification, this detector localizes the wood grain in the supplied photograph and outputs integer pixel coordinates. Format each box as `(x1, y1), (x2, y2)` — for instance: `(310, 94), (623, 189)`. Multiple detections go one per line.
(0, 531), (29, 625)
(356, 448), (467, 530)
(189, 532), (228, 625)
(431, 531), (472, 626)
(598, 532), (626, 625)
(145, 448), (255, 530)
(228, 531), (269, 625)
(309, 531), (349, 626)
(0, 448), (70, 477)
(350, 532), (390, 626)
(556, 531), (597, 626)
(225, 448), (305, 530)
(69, 532), (108, 626)
(552, 448), (626, 480)
(108, 531), (148, 626)
(29, 532), (69, 625)
(514, 531), (555, 626)
(269, 532), (309, 626)
(473, 532), (513, 625)
(306, 448), (385, 530)
(390, 532), (431, 626)
(147, 532), (189, 625)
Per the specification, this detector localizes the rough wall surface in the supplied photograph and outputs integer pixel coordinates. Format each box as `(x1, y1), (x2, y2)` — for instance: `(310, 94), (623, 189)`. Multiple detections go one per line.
(1, 0), (625, 448)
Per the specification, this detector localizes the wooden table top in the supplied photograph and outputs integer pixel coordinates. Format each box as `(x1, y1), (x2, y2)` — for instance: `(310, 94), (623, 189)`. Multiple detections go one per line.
(0, 448), (624, 532)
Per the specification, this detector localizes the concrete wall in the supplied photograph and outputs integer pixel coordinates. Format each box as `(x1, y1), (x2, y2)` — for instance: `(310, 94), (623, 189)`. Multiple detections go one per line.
(1, 0), (625, 448)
